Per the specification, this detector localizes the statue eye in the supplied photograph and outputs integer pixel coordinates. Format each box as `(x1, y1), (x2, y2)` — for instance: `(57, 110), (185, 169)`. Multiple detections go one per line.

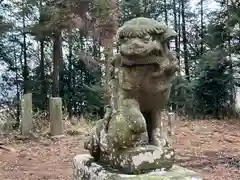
(152, 35), (161, 41)
(143, 38), (149, 42)
(121, 37), (130, 43)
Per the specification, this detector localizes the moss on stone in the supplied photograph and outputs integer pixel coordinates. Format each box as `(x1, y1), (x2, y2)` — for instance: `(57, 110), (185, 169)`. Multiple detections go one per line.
(73, 155), (202, 180)
(119, 165), (201, 180)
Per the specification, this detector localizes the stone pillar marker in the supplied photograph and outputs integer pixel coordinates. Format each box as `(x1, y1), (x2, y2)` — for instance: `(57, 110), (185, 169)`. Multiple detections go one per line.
(21, 93), (33, 135)
(168, 112), (175, 136)
(49, 97), (63, 136)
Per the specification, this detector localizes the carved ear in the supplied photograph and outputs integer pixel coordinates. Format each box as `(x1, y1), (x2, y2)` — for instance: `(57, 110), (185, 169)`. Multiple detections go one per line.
(111, 54), (121, 67)
(162, 28), (177, 43)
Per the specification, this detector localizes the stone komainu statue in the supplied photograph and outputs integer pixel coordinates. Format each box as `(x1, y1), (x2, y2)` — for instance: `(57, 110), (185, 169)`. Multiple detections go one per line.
(84, 17), (178, 174)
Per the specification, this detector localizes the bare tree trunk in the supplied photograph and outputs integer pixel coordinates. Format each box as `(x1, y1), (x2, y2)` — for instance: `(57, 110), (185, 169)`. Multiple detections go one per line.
(164, 0), (170, 48)
(67, 31), (73, 119)
(40, 40), (48, 109)
(72, 66), (77, 116)
(173, 0), (180, 69)
(102, 38), (114, 103)
(200, 0), (204, 55)
(52, 30), (62, 97)
(164, 0), (168, 25)
(13, 42), (20, 129)
(181, 0), (190, 81)
(227, 0), (235, 114)
(178, 0), (181, 65)
(38, 0), (47, 110)
(97, 0), (118, 104)
(22, 0), (30, 93)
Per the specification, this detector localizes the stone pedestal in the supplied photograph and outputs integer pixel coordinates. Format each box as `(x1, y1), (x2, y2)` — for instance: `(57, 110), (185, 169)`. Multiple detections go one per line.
(99, 145), (175, 174)
(73, 154), (202, 180)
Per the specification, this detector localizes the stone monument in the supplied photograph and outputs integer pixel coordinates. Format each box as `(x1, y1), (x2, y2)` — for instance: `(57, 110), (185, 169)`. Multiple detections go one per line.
(73, 17), (202, 180)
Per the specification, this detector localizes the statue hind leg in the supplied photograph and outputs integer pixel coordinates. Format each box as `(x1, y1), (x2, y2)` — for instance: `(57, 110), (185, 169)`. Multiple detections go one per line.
(149, 109), (167, 147)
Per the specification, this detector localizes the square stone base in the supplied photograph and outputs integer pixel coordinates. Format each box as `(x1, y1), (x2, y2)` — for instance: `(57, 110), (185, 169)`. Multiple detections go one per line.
(73, 154), (202, 180)
(100, 145), (175, 174)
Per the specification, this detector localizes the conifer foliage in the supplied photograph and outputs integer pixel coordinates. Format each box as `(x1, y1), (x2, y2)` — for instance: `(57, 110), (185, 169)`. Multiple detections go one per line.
(0, 0), (239, 120)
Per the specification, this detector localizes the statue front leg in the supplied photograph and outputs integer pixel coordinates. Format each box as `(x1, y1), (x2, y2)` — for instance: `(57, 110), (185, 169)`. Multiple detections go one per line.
(107, 97), (148, 149)
(122, 99), (147, 132)
(150, 109), (168, 147)
(119, 98), (148, 146)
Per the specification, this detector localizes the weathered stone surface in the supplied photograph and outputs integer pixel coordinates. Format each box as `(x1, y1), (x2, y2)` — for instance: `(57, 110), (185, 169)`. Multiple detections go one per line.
(73, 154), (202, 180)
(100, 145), (175, 174)
(49, 97), (63, 136)
(21, 93), (33, 135)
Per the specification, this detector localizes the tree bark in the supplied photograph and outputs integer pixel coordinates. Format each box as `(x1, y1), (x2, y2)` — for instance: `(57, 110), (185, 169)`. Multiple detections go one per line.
(164, 0), (170, 48)
(22, 0), (30, 93)
(40, 40), (48, 110)
(13, 42), (20, 129)
(164, 0), (168, 25)
(181, 0), (190, 81)
(173, 0), (180, 69)
(178, 0), (181, 65)
(67, 31), (73, 119)
(200, 0), (204, 55)
(52, 30), (63, 97)
(97, 0), (118, 104)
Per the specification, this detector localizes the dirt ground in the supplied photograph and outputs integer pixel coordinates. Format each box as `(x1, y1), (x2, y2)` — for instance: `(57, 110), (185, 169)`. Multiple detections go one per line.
(0, 119), (240, 180)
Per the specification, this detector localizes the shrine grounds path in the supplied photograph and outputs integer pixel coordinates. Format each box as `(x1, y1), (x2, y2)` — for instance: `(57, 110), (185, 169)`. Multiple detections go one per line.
(0, 119), (240, 180)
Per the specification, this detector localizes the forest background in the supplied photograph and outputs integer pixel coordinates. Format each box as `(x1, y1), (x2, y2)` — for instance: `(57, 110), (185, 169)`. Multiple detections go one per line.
(0, 0), (239, 128)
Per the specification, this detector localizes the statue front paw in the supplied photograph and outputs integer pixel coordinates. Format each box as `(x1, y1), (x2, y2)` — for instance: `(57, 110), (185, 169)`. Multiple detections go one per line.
(84, 135), (100, 160)
(151, 137), (168, 148)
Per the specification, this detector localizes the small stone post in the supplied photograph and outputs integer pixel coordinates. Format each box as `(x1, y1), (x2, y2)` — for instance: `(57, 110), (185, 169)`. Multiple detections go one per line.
(168, 112), (175, 136)
(159, 111), (165, 138)
(49, 97), (63, 135)
(21, 93), (33, 135)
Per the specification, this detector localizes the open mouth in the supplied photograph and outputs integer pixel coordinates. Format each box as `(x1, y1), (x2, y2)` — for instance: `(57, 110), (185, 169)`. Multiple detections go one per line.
(120, 46), (162, 57)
